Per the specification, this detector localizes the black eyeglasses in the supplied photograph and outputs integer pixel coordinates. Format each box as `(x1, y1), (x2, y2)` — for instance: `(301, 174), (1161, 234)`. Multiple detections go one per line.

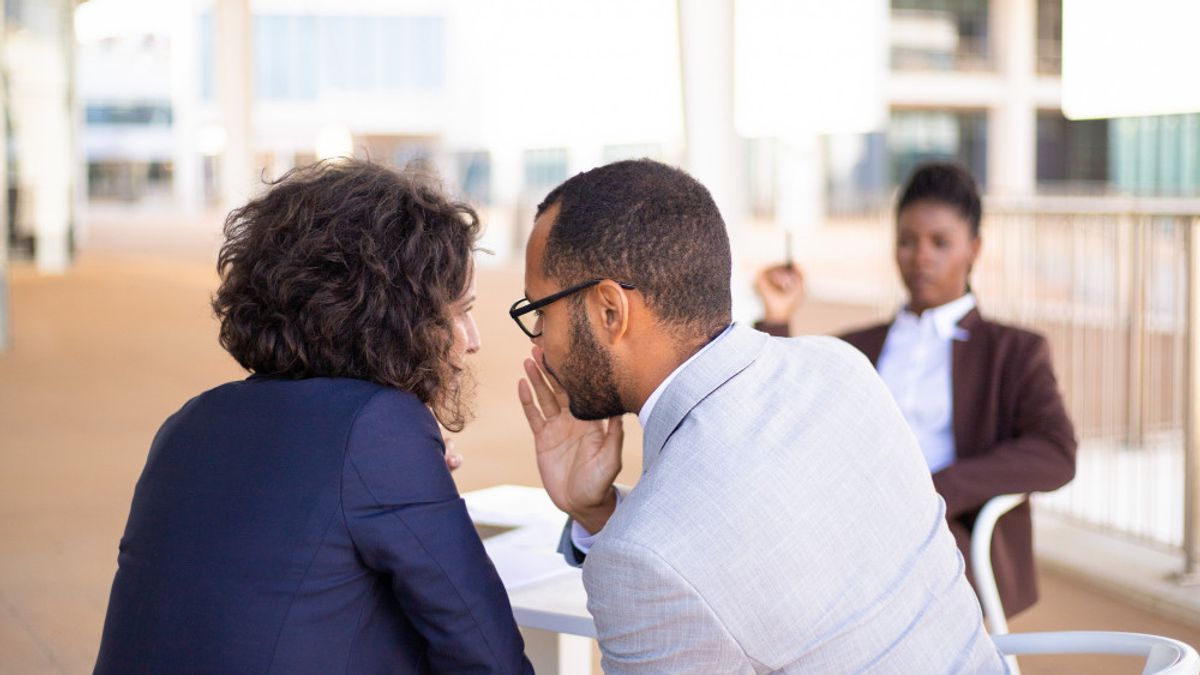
(509, 279), (636, 338)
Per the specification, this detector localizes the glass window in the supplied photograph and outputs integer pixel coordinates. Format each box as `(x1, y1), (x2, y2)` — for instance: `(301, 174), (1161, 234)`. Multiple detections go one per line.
(85, 104), (172, 126)
(349, 16), (379, 94)
(457, 151), (492, 205)
(254, 15), (287, 100)
(380, 17), (411, 92)
(888, 108), (988, 187)
(744, 138), (777, 219)
(409, 17), (445, 91)
(823, 109), (987, 217)
(295, 15), (320, 99)
(824, 131), (890, 216)
(890, 0), (991, 72)
(1110, 114), (1200, 196)
(523, 148), (569, 193)
(1036, 110), (1108, 192)
(242, 14), (446, 100)
(319, 15), (353, 95)
(1036, 0), (1062, 75)
(391, 143), (432, 171)
(601, 143), (665, 164)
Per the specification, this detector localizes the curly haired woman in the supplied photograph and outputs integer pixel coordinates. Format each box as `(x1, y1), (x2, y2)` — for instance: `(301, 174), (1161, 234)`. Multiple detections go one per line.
(95, 160), (533, 674)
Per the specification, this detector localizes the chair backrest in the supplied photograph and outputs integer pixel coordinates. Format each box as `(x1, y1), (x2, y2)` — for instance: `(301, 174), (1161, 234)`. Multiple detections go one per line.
(971, 493), (1029, 675)
(992, 631), (1200, 675)
(970, 493), (1028, 635)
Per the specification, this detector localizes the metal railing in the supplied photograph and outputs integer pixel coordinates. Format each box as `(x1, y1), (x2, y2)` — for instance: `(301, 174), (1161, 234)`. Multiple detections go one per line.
(963, 197), (1200, 577)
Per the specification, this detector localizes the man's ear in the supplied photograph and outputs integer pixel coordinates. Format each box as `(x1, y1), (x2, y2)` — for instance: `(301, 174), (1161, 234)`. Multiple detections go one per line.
(590, 280), (631, 345)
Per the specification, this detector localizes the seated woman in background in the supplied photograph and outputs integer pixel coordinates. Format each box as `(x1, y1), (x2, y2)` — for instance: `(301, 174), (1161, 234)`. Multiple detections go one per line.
(755, 162), (1077, 619)
(95, 160), (532, 673)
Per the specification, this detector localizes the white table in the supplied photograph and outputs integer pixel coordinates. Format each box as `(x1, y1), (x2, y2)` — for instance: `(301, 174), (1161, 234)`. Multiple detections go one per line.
(463, 485), (596, 674)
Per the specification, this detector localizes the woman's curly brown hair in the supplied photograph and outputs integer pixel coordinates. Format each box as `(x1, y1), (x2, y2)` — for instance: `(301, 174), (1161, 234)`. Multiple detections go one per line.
(212, 159), (480, 430)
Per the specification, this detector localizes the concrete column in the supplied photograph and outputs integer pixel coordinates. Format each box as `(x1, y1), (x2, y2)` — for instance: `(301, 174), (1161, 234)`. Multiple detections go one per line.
(171, 1), (201, 214)
(676, 0), (742, 222)
(481, 145), (523, 264)
(215, 0), (254, 211)
(0, 6), (10, 351)
(677, 0), (751, 320)
(1183, 218), (1200, 581)
(988, 0), (1037, 198)
(5, 0), (74, 273)
(775, 137), (825, 240)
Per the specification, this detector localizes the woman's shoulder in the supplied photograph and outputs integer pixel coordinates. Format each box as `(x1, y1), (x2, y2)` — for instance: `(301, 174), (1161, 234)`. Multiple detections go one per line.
(179, 376), (431, 429)
(970, 313), (1048, 350)
(839, 321), (891, 340)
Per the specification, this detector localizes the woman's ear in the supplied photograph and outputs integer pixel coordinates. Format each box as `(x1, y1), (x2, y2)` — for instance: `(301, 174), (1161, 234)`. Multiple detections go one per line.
(967, 235), (982, 277)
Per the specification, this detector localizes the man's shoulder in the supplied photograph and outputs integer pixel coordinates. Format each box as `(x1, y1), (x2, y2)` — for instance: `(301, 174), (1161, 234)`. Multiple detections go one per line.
(831, 322), (891, 362)
(755, 333), (879, 383)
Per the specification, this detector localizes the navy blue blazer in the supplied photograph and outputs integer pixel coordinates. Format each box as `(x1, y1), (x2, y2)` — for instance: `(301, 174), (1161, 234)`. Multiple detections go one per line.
(95, 376), (532, 674)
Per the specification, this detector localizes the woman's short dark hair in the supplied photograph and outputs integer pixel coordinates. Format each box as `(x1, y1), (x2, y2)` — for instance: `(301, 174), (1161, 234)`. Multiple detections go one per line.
(212, 159), (480, 430)
(896, 162), (982, 237)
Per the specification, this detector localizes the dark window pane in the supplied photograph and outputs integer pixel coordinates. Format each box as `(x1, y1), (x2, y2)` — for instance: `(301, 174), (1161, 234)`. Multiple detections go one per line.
(890, 0), (991, 71)
(523, 149), (569, 192)
(888, 109), (987, 187)
(1037, 0), (1062, 74)
(458, 151), (492, 205)
(85, 105), (172, 126)
(1036, 111), (1109, 192)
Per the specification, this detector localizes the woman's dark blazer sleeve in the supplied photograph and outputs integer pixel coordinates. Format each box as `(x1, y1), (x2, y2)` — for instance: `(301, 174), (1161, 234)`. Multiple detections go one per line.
(932, 329), (1077, 518)
(341, 390), (533, 674)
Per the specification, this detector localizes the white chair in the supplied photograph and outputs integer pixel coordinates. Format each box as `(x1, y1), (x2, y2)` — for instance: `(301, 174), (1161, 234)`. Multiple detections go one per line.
(971, 493), (1028, 674)
(971, 492), (1028, 635)
(972, 496), (1200, 674)
(993, 631), (1200, 675)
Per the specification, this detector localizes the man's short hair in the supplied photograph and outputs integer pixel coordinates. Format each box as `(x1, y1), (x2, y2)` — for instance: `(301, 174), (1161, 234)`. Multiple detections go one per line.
(536, 159), (732, 338)
(896, 161), (983, 237)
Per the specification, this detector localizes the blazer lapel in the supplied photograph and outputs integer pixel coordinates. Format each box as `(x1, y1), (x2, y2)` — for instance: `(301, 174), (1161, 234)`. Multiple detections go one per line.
(951, 308), (985, 459)
(641, 323), (767, 471)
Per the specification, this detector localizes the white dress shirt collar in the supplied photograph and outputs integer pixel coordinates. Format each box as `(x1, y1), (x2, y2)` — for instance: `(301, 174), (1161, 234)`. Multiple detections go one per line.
(877, 291), (976, 474)
(895, 292), (977, 341)
(637, 324), (734, 428)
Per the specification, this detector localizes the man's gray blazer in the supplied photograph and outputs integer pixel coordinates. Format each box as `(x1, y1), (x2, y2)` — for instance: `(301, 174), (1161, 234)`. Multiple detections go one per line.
(565, 323), (1005, 674)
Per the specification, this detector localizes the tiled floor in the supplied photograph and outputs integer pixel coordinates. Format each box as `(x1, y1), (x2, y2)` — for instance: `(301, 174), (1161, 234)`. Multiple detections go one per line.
(2, 252), (1197, 674)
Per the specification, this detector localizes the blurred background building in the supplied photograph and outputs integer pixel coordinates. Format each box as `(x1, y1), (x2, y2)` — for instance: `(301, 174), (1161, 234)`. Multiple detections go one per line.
(2, 1), (1200, 672)
(11, 0), (1196, 266)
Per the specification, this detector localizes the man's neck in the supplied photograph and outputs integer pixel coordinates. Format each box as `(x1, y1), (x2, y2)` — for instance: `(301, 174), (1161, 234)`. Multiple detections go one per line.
(628, 329), (722, 414)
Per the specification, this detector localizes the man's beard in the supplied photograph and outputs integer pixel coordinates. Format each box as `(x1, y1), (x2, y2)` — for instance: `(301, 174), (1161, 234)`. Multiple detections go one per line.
(545, 306), (625, 421)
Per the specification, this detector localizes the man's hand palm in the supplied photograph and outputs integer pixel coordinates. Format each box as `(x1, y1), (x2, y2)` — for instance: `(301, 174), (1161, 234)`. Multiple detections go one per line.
(536, 415), (617, 511)
(519, 354), (623, 518)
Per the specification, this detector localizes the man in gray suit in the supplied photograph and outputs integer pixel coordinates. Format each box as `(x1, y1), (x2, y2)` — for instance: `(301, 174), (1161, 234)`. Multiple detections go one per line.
(513, 159), (1005, 673)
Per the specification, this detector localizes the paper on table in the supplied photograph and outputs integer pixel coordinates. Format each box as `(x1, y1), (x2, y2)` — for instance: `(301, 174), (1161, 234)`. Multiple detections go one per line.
(463, 485), (564, 527)
(465, 485), (577, 590)
(484, 541), (577, 591)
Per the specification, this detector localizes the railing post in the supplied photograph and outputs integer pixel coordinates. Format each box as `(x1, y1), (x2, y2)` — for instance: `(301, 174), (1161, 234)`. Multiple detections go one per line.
(1181, 216), (1200, 582)
(1127, 215), (1145, 446)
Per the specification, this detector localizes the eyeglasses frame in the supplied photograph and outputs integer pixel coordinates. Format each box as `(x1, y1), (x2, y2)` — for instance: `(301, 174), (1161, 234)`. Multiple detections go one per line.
(509, 278), (636, 338)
